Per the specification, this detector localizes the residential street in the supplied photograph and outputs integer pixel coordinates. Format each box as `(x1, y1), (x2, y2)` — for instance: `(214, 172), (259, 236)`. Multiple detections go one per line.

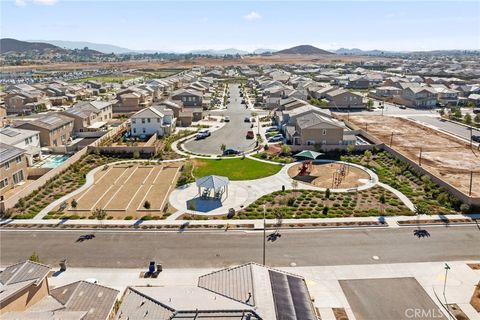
(408, 115), (480, 141)
(1, 226), (479, 268)
(184, 83), (257, 154)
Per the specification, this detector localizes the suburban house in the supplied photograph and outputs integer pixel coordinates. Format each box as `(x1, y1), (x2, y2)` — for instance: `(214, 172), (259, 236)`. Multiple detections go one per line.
(0, 143), (28, 198)
(114, 87), (153, 113)
(345, 76), (370, 89)
(157, 100), (203, 127)
(115, 262), (316, 320)
(371, 86), (402, 99)
(4, 90), (50, 115)
(15, 114), (74, 147)
(284, 112), (355, 148)
(0, 260), (51, 315)
(62, 100), (113, 132)
(401, 86), (437, 108)
(0, 260), (119, 320)
(431, 85), (459, 106)
(171, 88), (203, 107)
(325, 89), (365, 109)
(0, 127), (41, 165)
(130, 105), (175, 137)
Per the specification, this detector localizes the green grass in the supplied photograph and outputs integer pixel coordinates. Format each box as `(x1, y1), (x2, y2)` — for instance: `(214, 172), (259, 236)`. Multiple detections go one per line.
(193, 158), (281, 180)
(67, 75), (136, 83)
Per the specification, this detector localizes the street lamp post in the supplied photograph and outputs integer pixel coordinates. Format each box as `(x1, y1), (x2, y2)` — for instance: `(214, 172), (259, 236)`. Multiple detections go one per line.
(263, 205), (266, 266)
(443, 263), (451, 308)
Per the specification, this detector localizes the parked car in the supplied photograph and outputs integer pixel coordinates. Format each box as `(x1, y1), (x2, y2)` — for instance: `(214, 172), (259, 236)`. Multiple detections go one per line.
(266, 127), (278, 133)
(399, 105), (407, 109)
(473, 108), (480, 114)
(244, 117), (251, 123)
(268, 135), (284, 143)
(223, 148), (240, 155)
(472, 135), (480, 142)
(196, 130), (210, 140)
(246, 130), (254, 139)
(224, 116), (230, 122)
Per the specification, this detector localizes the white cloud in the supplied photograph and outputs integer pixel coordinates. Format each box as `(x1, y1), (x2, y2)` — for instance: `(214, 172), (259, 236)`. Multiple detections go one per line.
(33, 0), (58, 5)
(244, 11), (261, 21)
(15, 0), (27, 7)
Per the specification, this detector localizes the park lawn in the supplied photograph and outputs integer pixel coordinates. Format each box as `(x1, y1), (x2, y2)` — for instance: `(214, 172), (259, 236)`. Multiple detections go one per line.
(193, 158), (281, 180)
(68, 75), (136, 83)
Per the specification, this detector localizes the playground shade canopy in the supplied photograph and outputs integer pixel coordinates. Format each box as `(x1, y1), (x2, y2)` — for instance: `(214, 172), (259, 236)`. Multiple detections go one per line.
(294, 150), (324, 160)
(196, 175), (229, 192)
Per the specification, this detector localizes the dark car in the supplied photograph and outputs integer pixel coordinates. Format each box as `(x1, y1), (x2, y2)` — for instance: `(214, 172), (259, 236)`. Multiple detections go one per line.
(472, 135), (480, 142)
(223, 148), (240, 155)
(244, 117), (251, 122)
(246, 130), (254, 139)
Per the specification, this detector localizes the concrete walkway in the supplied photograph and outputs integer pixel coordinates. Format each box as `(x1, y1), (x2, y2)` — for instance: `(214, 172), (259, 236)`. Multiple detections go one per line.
(168, 161), (378, 216)
(33, 159), (186, 220)
(378, 181), (416, 212)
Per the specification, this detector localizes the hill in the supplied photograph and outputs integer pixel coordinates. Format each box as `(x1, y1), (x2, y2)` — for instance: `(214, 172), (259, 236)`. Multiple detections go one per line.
(189, 48), (250, 56)
(276, 45), (333, 55)
(34, 40), (133, 54)
(0, 38), (63, 54)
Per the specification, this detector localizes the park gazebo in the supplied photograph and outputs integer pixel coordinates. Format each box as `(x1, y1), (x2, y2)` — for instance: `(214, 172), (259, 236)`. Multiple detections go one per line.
(196, 175), (230, 200)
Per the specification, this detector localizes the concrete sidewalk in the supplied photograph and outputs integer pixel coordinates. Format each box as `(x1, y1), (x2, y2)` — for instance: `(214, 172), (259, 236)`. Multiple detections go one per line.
(42, 261), (480, 320)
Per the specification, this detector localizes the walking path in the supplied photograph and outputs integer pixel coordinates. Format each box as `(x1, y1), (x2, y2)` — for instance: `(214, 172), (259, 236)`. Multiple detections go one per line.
(378, 181), (416, 212)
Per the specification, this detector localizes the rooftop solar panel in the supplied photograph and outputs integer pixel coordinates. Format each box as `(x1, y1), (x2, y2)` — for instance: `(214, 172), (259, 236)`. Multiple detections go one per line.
(0, 129), (21, 137)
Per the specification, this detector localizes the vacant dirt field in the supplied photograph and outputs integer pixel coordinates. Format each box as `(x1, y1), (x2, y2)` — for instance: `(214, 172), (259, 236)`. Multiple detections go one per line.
(2, 54), (382, 72)
(288, 162), (370, 189)
(349, 116), (480, 197)
(57, 162), (183, 218)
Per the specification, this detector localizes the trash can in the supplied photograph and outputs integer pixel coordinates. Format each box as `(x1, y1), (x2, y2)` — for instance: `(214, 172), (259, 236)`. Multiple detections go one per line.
(59, 259), (67, 272)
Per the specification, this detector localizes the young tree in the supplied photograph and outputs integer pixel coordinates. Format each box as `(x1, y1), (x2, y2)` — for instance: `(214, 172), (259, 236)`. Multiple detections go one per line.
(379, 192), (386, 204)
(367, 99), (374, 110)
(132, 151), (140, 159)
(325, 188), (331, 199)
(29, 251), (40, 263)
(71, 199), (78, 209)
(144, 201), (151, 210)
(291, 180), (298, 191)
(363, 150), (372, 164)
(220, 143), (226, 153)
(453, 108), (462, 119)
(92, 208), (107, 221)
(474, 113), (480, 124)
(438, 108), (445, 117)
(464, 112), (472, 125)
(281, 144), (291, 156)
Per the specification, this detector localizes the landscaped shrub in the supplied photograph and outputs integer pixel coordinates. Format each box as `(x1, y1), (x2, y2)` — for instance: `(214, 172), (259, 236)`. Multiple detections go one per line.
(141, 215), (153, 220)
(124, 216), (133, 220)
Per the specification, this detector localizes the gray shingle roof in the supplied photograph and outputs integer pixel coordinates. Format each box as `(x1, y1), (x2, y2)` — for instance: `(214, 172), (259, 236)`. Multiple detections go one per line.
(0, 142), (25, 165)
(50, 281), (119, 320)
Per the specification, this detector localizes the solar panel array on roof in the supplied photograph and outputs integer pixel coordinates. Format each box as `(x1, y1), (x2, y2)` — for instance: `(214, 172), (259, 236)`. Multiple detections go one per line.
(0, 129), (21, 137)
(40, 116), (62, 125)
(268, 270), (316, 320)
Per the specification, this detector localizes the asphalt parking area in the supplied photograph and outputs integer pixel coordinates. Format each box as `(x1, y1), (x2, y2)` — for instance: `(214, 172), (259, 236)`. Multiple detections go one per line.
(339, 277), (447, 320)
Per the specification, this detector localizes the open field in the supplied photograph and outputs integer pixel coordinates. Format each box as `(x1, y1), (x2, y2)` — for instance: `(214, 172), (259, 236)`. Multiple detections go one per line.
(288, 162), (370, 189)
(348, 116), (480, 197)
(1, 54), (382, 72)
(192, 158), (281, 180)
(57, 162), (182, 219)
(67, 69), (184, 83)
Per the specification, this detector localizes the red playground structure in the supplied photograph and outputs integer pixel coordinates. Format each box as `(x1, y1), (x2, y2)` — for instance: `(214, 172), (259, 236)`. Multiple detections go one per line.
(298, 160), (312, 175)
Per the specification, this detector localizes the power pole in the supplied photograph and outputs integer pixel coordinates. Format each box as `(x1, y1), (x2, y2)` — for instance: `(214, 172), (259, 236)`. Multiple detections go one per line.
(390, 132), (394, 147)
(443, 263), (451, 311)
(469, 171), (473, 196)
(419, 147), (422, 166)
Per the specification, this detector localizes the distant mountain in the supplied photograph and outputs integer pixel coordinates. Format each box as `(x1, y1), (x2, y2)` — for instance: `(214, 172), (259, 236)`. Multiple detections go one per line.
(253, 48), (277, 54)
(0, 38), (63, 54)
(188, 48), (250, 56)
(276, 45), (333, 55)
(34, 40), (134, 54)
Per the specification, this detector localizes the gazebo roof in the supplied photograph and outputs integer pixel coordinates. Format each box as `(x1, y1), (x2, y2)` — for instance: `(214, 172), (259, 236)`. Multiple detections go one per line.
(294, 150), (324, 159)
(196, 175), (229, 191)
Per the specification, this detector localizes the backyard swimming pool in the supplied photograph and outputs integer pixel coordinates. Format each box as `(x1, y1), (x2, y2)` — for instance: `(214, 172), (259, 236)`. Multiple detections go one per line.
(34, 154), (70, 168)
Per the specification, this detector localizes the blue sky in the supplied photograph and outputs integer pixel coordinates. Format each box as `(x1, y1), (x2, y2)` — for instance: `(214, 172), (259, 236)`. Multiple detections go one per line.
(1, 0), (479, 52)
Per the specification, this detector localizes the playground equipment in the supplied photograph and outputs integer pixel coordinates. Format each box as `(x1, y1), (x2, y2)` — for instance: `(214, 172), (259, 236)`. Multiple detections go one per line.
(332, 163), (350, 187)
(298, 160), (312, 175)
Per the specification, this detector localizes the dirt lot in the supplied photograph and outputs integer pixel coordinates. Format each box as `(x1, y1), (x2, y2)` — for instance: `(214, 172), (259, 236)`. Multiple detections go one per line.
(288, 162), (370, 189)
(348, 116), (480, 197)
(2, 54), (381, 72)
(58, 162), (182, 218)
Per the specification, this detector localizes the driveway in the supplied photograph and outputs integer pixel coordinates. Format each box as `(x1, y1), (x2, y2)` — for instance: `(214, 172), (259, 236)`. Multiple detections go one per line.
(184, 84), (257, 155)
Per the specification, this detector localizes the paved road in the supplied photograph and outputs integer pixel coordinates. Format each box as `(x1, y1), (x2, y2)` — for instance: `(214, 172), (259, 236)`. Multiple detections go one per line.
(408, 116), (480, 141)
(1, 226), (479, 268)
(184, 84), (257, 155)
